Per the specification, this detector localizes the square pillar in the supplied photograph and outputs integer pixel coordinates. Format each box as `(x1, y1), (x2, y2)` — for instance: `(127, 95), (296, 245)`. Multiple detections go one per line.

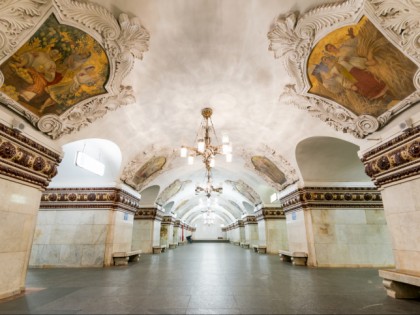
(255, 207), (288, 254)
(132, 207), (164, 254)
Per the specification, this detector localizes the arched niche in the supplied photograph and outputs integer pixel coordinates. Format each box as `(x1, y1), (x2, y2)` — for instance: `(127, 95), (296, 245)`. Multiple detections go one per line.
(296, 137), (370, 183)
(242, 201), (254, 213)
(49, 138), (122, 187)
(139, 185), (160, 205)
(163, 201), (174, 214)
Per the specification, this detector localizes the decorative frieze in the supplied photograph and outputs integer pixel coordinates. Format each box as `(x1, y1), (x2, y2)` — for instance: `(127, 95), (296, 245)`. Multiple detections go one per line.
(361, 126), (420, 188)
(243, 215), (257, 225)
(135, 207), (164, 220)
(255, 207), (285, 221)
(41, 187), (140, 213)
(233, 220), (244, 228)
(0, 122), (61, 189)
(174, 219), (181, 228)
(161, 215), (176, 226)
(279, 187), (383, 213)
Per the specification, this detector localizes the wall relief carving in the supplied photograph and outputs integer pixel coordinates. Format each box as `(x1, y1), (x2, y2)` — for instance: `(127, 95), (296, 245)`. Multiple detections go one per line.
(0, 0), (149, 139)
(268, 0), (420, 138)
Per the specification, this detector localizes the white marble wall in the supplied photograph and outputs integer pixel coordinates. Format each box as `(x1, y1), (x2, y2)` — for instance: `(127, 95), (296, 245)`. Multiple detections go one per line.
(381, 179), (420, 271)
(257, 220), (266, 245)
(30, 208), (134, 267)
(310, 208), (394, 267)
(160, 225), (169, 247)
(194, 218), (224, 239)
(266, 220), (288, 254)
(239, 226), (245, 243)
(132, 219), (161, 253)
(285, 210), (308, 253)
(0, 179), (42, 299)
(244, 224), (259, 246)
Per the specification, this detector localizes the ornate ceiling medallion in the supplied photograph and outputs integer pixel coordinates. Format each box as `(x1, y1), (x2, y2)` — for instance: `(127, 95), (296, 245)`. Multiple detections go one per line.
(0, 0), (149, 139)
(268, 0), (420, 138)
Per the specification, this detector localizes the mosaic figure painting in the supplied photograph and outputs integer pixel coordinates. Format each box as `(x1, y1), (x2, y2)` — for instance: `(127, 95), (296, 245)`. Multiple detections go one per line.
(308, 16), (417, 117)
(133, 156), (167, 187)
(0, 14), (110, 116)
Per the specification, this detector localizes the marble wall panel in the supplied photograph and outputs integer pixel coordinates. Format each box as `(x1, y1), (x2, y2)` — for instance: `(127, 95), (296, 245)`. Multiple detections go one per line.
(265, 220), (288, 254)
(244, 224), (259, 246)
(311, 208), (394, 267)
(132, 219), (153, 253)
(285, 210), (308, 253)
(0, 179), (42, 299)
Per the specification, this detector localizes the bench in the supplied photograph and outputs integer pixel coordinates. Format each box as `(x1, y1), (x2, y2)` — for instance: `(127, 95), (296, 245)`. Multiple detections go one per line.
(379, 269), (420, 299)
(253, 245), (267, 254)
(232, 241), (240, 246)
(240, 242), (250, 249)
(169, 243), (178, 249)
(112, 249), (142, 266)
(279, 250), (308, 266)
(152, 245), (167, 254)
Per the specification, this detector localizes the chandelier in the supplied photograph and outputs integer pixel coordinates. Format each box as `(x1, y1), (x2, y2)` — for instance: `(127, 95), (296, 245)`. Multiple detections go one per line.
(202, 208), (215, 226)
(180, 107), (232, 197)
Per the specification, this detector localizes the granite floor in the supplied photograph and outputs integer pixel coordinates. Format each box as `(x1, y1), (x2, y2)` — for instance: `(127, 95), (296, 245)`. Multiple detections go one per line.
(0, 243), (419, 314)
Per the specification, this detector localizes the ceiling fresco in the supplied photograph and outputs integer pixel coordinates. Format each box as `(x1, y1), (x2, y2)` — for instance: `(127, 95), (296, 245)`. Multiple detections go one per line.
(0, 14), (109, 117)
(251, 156), (287, 185)
(308, 16), (417, 117)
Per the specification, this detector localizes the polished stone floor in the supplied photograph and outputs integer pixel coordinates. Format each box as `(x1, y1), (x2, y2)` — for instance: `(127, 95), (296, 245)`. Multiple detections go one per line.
(1, 243), (419, 314)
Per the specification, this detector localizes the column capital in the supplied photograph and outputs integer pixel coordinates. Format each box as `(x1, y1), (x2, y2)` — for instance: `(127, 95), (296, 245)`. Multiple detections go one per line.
(0, 122), (62, 190)
(41, 187), (140, 213)
(279, 186), (383, 213)
(361, 126), (420, 188)
(255, 207), (285, 221)
(135, 207), (164, 220)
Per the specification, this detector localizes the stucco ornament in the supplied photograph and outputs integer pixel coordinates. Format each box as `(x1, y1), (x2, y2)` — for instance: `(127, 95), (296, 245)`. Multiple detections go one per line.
(268, 0), (420, 138)
(241, 144), (299, 191)
(155, 179), (192, 207)
(121, 146), (178, 191)
(225, 179), (262, 206)
(0, 0), (150, 139)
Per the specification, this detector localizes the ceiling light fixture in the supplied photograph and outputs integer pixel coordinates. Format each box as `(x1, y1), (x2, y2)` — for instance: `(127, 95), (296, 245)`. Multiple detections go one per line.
(180, 107), (232, 198)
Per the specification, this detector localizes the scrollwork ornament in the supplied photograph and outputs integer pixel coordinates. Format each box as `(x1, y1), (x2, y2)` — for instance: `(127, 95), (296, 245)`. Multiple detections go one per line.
(354, 115), (380, 135)
(0, 0), (149, 139)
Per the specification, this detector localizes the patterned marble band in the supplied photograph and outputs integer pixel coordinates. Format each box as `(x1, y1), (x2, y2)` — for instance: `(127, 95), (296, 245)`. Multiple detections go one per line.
(243, 215), (257, 225)
(41, 187), (140, 213)
(161, 215), (177, 225)
(362, 126), (420, 188)
(235, 220), (244, 228)
(279, 187), (383, 213)
(174, 219), (181, 227)
(0, 123), (61, 189)
(135, 207), (164, 220)
(255, 207), (285, 221)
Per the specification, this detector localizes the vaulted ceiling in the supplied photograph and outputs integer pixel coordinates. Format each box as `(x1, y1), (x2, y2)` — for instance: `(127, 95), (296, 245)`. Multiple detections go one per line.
(0, 0), (419, 225)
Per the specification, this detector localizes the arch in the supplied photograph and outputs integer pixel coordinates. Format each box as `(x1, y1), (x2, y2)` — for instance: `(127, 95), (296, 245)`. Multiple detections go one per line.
(49, 138), (122, 187)
(139, 185), (160, 205)
(163, 201), (174, 213)
(296, 136), (370, 183)
(242, 201), (254, 213)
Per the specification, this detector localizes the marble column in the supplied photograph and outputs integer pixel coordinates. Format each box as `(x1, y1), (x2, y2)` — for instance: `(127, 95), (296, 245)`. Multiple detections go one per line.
(31, 187), (140, 267)
(360, 125), (420, 298)
(255, 207), (288, 254)
(0, 122), (61, 300)
(279, 185), (393, 267)
(161, 215), (175, 247)
(173, 219), (181, 244)
(243, 215), (258, 246)
(132, 207), (164, 253)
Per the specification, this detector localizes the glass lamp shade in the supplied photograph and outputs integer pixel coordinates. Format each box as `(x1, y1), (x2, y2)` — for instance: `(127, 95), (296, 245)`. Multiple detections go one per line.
(197, 139), (205, 153)
(180, 146), (188, 157)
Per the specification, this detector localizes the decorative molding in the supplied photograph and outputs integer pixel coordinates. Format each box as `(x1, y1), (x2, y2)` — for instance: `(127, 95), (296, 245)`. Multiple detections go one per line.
(243, 215), (258, 225)
(135, 207), (164, 221)
(225, 179), (262, 206)
(40, 187), (140, 213)
(161, 215), (176, 225)
(268, 0), (420, 138)
(174, 219), (181, 228)
(155, 179), (191, 207)
(279, 186), (383, 213)
(361, 126), (420, 187)
(241, 144), (299, 191)
(233, 220), (244, 228)
(255, 207), (285, 221)
(0, 122), (61, 189)
(0, 0), (149, 139)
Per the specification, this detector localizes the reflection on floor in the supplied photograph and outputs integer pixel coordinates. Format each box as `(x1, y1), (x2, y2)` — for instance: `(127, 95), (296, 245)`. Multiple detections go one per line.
(0, 243), (419, 314)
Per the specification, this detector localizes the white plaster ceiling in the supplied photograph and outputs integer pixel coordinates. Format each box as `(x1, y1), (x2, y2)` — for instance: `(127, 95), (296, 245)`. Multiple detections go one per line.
(43, 0), (419, 224)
